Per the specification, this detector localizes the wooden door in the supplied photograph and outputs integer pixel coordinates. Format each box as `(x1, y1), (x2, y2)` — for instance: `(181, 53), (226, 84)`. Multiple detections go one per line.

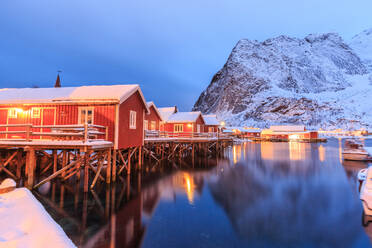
(41, 108), (56, 139)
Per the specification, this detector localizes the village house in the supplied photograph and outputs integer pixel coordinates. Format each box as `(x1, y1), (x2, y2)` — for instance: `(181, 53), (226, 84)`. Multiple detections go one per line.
(144, 102), (163, 131)
(261, 125), (318, 141)
(163, 111), (205, 136)
(0, 85), (149, 150)
(158, 106), (178, 131)
(202, 114), (220, 133)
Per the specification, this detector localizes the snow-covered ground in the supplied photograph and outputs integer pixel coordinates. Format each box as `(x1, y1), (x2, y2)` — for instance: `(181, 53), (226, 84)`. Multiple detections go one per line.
(0, 186), (75, 248)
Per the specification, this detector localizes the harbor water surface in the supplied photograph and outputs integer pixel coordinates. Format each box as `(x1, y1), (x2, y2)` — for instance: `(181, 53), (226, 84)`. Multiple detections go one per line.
(37, 138), (372, 248)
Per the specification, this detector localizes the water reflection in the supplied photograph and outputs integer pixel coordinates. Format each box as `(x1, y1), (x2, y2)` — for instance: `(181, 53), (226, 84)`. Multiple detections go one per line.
(35, 139), (372, 248)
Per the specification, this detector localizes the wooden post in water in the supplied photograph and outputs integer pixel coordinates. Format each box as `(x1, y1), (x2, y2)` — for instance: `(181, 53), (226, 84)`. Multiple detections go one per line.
(106, 148), (112, 183)
(138, 146), (142, 170)
(83, 151), (90, 193)
(112, 149), (117, 182)
(16, 149), (22, 179)
(53, 150), (58, 174)
(62, 150), (67, 178)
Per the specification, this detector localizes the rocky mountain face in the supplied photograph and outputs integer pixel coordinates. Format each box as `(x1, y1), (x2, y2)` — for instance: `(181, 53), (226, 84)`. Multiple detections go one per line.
(193, 31), (372, 130)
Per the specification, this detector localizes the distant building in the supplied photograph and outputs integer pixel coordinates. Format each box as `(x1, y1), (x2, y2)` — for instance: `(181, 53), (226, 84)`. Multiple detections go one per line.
(261, 125), (318, 140)
(158, 106), (178, 131)
(202, 114), (220, 133)
(144, 102), (163, 131)
(163, 111), (205, 136)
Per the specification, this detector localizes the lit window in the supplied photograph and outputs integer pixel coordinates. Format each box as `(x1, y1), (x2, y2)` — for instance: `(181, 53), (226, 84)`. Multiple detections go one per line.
(8, 109), (18, 118)
(129, 111), (136, 129)
(144, 120), (148, 130)
(31, 108), (41, 118)
(151, 121), (156, 130)
(174, 124), (183, 132)
(79, 107), (94, 124)
(208, 127), (214, 133)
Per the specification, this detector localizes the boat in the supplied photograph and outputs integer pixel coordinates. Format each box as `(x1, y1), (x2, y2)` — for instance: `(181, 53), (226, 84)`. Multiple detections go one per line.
(359, 168), (368, 182)
(342, 139), (370, 161)
(360, 167), (372, 216)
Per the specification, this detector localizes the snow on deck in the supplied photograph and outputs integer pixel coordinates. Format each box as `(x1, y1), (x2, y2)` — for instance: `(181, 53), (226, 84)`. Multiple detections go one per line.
(0, 140), (113, 149)
(0, 188), (76, 248)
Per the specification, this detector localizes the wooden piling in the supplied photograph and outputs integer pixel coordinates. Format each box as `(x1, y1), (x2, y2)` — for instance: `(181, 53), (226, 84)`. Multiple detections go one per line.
(112, 149), (117, 182)
(83, 151), (90, 193)
(106, 148), (112, 183)
(26, 148), (36, 189)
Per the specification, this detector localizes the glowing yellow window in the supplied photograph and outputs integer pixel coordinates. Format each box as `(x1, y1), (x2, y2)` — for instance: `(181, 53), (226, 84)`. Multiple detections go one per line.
(8, 109), (18, 118)
(31, 108), (41, 118)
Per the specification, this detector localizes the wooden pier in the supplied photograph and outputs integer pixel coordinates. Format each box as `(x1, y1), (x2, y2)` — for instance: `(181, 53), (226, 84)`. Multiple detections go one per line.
(0, 125), (233, 191)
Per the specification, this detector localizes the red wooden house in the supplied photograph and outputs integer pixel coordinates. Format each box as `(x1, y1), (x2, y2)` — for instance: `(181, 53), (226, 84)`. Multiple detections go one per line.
(0, 85), (149, 150)
(202, 114), (220, 133)
(158, 106), (178, 131)
(163, 111), (205, 136)
(144, 102), (163, 131)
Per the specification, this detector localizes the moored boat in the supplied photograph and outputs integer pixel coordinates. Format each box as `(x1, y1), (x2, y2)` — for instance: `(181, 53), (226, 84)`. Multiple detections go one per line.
(342, 139), (371, 161)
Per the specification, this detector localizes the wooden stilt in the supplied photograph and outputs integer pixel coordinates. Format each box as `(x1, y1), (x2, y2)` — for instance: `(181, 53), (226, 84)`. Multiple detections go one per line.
(106, 148), (112, 183)
(16, 149), (22, 179)
(138, 146), (142, 170)
(127, 148), (131, 175)
(84, 151), (90, 193)
(112, 149), (117, 182)
(26, 148), (36, 189)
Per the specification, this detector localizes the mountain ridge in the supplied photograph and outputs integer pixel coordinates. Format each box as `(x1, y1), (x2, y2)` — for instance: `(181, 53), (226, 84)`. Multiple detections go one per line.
(193, 30), (372, 130)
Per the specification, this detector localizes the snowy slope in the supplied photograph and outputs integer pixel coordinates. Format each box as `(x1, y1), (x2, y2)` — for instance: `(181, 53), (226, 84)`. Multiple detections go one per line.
(193, 32), (372, 130)
(349, 28), (372, 72)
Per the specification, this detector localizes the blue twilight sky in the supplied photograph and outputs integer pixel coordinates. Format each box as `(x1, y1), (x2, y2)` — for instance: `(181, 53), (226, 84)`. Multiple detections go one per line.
(1, 1), (372, 110)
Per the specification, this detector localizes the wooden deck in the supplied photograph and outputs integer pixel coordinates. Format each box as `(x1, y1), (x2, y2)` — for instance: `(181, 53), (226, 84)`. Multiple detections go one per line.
(0, 127), (232, 193)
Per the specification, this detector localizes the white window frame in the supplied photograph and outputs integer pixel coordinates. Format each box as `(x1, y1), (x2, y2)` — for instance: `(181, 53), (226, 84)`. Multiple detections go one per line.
(129, 110), (137, 129)
(78, 107), (94, 124)
(144, 120), (148, 130)
(8, 109), (18, 118)
(174, 124), (183, 132)
(197, 124), (201, 133)
(31, 107), (41, 118)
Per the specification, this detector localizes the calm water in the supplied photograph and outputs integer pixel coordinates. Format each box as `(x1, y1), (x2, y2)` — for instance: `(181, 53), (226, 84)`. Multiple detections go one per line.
(36, 138), (372, 248)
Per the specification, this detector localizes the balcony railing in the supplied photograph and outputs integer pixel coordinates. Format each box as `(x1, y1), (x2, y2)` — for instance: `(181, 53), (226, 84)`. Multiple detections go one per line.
(145, 130), (231, 139)
(0, 124), (108, 142)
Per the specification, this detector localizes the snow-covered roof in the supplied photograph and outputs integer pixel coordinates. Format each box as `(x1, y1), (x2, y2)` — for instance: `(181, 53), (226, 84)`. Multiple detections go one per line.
(0, 85), (149, 112)
(158, 106), (178, 121)
(146, 101), (163, 121)
(167, 111), (204, 123)
(202, 114), (220, 126)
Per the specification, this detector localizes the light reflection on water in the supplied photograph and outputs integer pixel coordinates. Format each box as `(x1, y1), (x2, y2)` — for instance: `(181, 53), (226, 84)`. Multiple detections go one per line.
(37, 139), (372, 248)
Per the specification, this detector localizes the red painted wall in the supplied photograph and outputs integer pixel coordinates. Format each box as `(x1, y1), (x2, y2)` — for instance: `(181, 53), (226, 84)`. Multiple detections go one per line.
(204, 125), (219, 133)
(0, 104), (116, 142)
(118, 91), (146, 149)
(144, 105), (161, 130)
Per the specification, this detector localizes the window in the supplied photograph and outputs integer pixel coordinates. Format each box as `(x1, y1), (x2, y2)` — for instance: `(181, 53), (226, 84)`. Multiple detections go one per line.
(197, 124), (201, 133)
(208, 127), (214, 133)
(31, 108), (41, 118)
(151, 121), (156, 130)
(144, 120), (148, 130)
(8, 109), (18, 118)
(129, 111), (136, 129)
(174, 124), (183, 132)
(79, 107), (94, 124)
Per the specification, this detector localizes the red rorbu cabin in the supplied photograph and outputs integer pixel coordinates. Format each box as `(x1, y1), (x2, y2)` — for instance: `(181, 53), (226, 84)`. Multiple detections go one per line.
(163, 111), (205, 137)
(144, 102), (163, 131)
(0, 85), (149, 150)
(202, 114), (220, 133)
(158, 106), (178, 131)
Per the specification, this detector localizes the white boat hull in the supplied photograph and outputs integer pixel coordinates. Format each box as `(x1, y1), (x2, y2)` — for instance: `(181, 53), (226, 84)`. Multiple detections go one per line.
(342, 152), (369, 161)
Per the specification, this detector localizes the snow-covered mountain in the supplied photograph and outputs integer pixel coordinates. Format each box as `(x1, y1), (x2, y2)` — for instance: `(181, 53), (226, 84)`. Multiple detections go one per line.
(350, 28), (372, 72)
(193, 31), (372, 130)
